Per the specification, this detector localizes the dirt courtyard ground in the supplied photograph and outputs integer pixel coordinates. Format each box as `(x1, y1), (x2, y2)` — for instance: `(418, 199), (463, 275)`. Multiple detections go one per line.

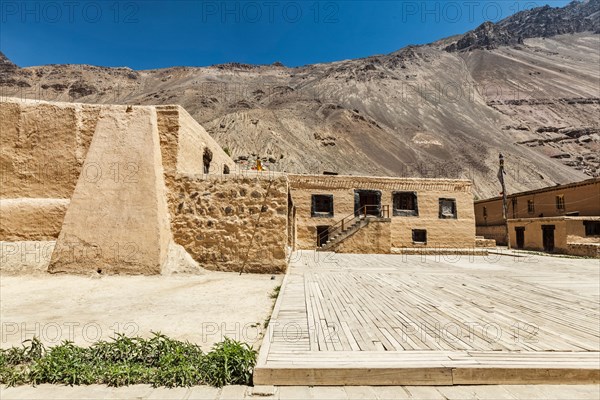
(0, 268), (282, 350)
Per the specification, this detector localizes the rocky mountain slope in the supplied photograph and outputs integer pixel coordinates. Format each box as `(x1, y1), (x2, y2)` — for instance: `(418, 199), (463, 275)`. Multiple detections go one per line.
(444, 0), (599, 51)
(1, 0), (598, 198)
(498, 0), (599, 37)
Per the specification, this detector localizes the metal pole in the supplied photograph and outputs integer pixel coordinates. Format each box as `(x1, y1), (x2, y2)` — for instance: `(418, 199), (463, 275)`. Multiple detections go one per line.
(498, 154), (510, 249)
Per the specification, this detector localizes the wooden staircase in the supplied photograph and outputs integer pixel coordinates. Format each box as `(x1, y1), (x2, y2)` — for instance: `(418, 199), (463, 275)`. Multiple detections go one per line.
(317, 205), (390, 251)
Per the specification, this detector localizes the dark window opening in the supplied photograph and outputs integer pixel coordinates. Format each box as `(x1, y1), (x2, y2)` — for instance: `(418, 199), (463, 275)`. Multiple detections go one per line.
(203, 148), (213, 174)
(311, 194), (334, 217)
(584, 221), (600, 236)
(483, 206), (487, 218)
(223, 165), (230, 174)
(527, 199), (535, 214)
(412, 229), (427, 244)
(439, 198), (457, 219)
(393, 192), (418, 217)
(556, 195), (565, 210)
(355, 189), (381, 216)
(316, 226), (329, 247)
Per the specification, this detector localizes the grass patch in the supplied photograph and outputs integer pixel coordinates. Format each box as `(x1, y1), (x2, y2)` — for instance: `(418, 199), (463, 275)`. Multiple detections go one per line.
(269, 285), (281, 300)
(0, 333), (256, 388)
(263, 284), (281, 329)
(263, 316), (271, 329)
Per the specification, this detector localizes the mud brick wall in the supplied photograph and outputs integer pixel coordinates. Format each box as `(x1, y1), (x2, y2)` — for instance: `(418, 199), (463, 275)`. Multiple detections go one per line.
(331, 219), (392, 254)
(476, 224), (507, 245)
(167, 173), (289, 273)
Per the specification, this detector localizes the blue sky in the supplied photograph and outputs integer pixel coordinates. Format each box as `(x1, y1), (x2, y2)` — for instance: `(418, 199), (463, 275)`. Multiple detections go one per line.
(0, 0), (571, 69)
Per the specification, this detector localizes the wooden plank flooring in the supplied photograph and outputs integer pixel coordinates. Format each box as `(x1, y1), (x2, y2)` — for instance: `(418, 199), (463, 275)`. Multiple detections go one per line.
(254, 251), (600, 385)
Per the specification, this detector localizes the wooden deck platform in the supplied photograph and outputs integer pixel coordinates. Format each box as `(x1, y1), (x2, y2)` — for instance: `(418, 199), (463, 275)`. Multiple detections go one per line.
(254, 251), (600, 385)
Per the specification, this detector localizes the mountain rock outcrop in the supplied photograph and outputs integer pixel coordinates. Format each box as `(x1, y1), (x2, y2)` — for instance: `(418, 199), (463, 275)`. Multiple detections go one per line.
(445, 0), (600, 52)
(0, 51), (17, 71)
(498, 0), (600, 38)
(445, 22), (523, 52)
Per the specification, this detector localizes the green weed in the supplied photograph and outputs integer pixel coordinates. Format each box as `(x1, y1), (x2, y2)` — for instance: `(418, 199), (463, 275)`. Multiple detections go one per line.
(270, 285), (281, 299)
(0, 333), (256, 388)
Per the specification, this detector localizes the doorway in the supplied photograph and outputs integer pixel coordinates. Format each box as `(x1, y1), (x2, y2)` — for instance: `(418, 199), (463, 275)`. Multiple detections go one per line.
(316, 226), (329, 247)
(354, 190), (381, 216)
(542, 225), (555, 252)
(515, 227), (525, 249)
(203, 148), (213, 174)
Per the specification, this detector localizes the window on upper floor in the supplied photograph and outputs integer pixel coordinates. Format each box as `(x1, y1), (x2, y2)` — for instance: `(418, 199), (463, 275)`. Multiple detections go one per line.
(556, 195), (565, 210)
(439, 198), (457, 219)
(527, 199), (535, 214)
(392, 192), (418, 217)
(311, 194), (334, 217)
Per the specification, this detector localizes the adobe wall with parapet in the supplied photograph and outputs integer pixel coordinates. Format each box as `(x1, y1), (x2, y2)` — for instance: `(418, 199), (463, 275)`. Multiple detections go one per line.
(156, 105), (236, 176)
(0, 100), (237, 243)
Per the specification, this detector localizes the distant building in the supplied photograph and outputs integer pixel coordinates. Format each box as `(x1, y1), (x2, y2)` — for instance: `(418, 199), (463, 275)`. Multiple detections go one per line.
(288, 174), (476, 252)
(474, 178), (600, 257)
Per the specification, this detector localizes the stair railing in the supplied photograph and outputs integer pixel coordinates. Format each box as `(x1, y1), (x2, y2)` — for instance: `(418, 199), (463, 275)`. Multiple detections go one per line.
(380, 204), (390, 219)
(317, 204), (390, 247)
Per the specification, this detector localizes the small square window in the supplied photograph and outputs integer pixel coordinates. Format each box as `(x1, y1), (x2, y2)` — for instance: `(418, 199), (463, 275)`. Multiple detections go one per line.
(439, 198), (457, 219)
(311, 194), (334, 217)
(556, 195), (565, 210)
(393, 192), (418, 216)
(527, 200), (535, 214)
(412, 229), (427, 243)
